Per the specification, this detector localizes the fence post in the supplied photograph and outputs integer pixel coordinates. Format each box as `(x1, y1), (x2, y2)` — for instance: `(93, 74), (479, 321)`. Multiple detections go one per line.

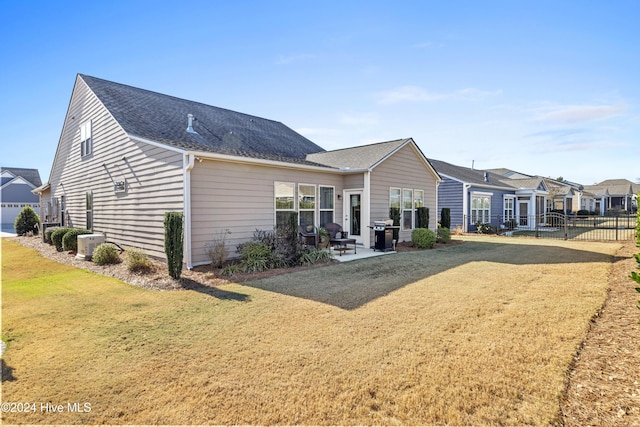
(616, 216), (619, 241)
(564, 213), (568, 240)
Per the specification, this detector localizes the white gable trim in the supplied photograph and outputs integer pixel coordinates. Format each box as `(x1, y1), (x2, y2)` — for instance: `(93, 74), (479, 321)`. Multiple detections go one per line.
(0, 176), (37, 190)
(370, 138), (442, 183)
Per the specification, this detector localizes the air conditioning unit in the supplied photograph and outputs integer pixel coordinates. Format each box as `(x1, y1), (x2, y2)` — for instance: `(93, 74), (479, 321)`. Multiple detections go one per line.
(76, 234), (106, 260)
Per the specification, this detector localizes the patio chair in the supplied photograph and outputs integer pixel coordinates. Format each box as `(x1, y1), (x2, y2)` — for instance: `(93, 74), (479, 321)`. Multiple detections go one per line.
(298, 225), (319, 248)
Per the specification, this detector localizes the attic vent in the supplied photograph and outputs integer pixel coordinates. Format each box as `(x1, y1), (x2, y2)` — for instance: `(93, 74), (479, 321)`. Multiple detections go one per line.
(186, 114), (198, 134)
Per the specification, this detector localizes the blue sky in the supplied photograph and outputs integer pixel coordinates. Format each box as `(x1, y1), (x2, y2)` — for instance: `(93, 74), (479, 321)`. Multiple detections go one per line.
(1, 0), (638, 185)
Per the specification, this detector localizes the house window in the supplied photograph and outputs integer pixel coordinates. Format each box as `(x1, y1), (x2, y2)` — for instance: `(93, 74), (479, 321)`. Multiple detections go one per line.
(471, 194), (491, 224)
(504, 196), (515, 221)
(298, 184), (316, 230)
(275, 182), (295, 228)
(86, 191), (93, 231)
(319, 186), (334, 227)
(80, 120), (92, 157)
(402, 189), (413, 230)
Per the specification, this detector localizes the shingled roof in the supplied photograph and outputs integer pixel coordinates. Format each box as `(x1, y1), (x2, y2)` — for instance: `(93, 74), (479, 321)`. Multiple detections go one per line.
(428, 158), (515, 188)
(80, 74), (327, 164)
(0, 167), (42, 187)
(307, 138), (409, 169)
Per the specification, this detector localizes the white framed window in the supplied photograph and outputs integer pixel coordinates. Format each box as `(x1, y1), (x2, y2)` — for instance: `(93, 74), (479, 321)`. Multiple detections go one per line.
(86, 191), (93, 230)
(275, 182), (295, 228)
(402, 189), (414, 230)
(471, 193), (491, 224)
(504, 196), (515, 221)
(298, 184), (316, 230)
(80, 120), (92, 157)
(319, 186), (334, 227)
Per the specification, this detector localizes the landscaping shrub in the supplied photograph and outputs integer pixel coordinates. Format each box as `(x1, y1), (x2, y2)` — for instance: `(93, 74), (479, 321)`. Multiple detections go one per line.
(299, 247), (334, 265)
(437, 225), (451, 243)
(164, 211), (184, 280)
(411, 228), (436, 249)
(45, 226), (60, 244)
(14, 206), (40, 236)
(124, 247), (152, 273)
(204, 228), (231, 268)
(92, 243), (121, 265)
(577, 209), (590, 218)
(631, 199), (640, 318)
(416, 207), (429, 229)
(62, 228), (92, 252)
(51, 227), (72, 251)
(475, 222), (496, 234)
(440, 208), (451, 229)
(389, 207), (401, 241)
(237, 241), (271, 272)
(274, 212), (304, 267)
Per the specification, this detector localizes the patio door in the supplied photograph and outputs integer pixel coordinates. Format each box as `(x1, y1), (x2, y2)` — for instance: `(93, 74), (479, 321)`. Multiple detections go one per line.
(518, 201), (529, 227)
(343, 190), (363, 244)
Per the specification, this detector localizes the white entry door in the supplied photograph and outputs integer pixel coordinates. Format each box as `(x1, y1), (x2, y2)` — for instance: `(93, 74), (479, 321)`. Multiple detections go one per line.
(518, 201), (530, 228)
(343, 190), (363, 244)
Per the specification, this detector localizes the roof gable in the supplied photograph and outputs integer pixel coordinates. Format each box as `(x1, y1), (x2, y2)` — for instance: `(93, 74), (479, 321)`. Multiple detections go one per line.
(0, 167), (42, 187)
(306, 139), (408, 169)
(79, 74), (326, 163)
(429, 159), (517, 189)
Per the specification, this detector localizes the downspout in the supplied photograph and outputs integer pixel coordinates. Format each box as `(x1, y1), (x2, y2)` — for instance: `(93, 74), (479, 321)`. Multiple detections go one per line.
(363, 170), (371, 248)
(184, 153), (195, 269)
(462, 184), (470, 232)
(435, 180), (440, 232)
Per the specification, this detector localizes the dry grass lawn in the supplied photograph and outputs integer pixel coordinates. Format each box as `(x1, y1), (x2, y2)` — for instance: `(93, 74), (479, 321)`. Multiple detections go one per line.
(1, 236), (620, 425)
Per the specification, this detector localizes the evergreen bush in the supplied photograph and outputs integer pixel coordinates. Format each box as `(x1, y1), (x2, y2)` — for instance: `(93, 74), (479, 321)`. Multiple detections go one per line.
(437, 225), (451, 243)
(14, 206), (40, 235)
(62, 228), (92, 252)
(51, 227), (72, 251)
(417, 207), (429, 229)
(411, 228), (436, 249)
(164, 211), (184, 280)
(389, 207), (401, 241)
(92, 243), (121, 265)
(441, 208), (451, 229)
(45, 226), (60, 244)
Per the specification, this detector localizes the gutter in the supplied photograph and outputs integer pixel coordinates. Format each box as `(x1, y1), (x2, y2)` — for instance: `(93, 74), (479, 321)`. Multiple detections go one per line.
(184, 153), (195, 269)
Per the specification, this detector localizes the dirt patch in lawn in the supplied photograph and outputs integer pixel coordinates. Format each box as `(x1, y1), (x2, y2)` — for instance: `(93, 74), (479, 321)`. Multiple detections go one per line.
(561, 240), (640, 426)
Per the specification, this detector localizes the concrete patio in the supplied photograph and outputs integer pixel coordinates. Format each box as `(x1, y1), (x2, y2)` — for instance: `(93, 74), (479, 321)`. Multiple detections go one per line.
(328, 245), (396, 262)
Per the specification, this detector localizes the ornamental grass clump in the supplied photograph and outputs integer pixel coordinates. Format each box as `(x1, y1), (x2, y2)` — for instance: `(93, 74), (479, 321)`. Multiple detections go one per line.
(412, 228), (436, 249)
(125, 247), (153, 273)
(92, 243), (121, 265)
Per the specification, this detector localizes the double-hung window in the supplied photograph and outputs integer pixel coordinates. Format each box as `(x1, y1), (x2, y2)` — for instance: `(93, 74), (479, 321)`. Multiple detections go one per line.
(80, 120), (92, 157)
(298, 184), (316, 230)
(504, 196), (515, 222)
(319, 186), (334, 227)
(275, 182), (295, 228)
(402, 189), (414, 230)
(414, 190), (424, 227)
(471, 193), (491, 224)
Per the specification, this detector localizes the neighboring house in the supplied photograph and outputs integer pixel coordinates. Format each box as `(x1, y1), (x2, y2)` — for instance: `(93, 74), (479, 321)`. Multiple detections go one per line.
(583, 179), (638, 214)
(430, 159), (549, 232)
(33, 74), (440, 267)
(1, 167), (42, 233)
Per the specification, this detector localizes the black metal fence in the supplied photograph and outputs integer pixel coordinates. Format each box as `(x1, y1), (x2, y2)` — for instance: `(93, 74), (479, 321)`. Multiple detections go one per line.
(465, 212), (637, 241)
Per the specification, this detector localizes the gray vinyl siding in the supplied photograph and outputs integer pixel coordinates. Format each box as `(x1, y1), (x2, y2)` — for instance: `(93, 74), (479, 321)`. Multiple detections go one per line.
(343, 173), (364, 189)
(45, 76), (184, 259)
(437, 177), (465, 230)
(369, 144), (438, 243)
(190, 159), (344, 264)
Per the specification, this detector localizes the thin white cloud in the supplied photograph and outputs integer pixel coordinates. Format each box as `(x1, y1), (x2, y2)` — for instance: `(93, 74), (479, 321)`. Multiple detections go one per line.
(411, 41), (443, 49)
(533, 104), (626, 124)
(374, 85), (501, 105)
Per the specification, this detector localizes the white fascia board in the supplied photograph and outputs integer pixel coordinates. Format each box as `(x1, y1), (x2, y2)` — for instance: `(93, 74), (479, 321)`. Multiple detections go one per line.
(185, 149), (352, 174)
(128, 135), (187, 154)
